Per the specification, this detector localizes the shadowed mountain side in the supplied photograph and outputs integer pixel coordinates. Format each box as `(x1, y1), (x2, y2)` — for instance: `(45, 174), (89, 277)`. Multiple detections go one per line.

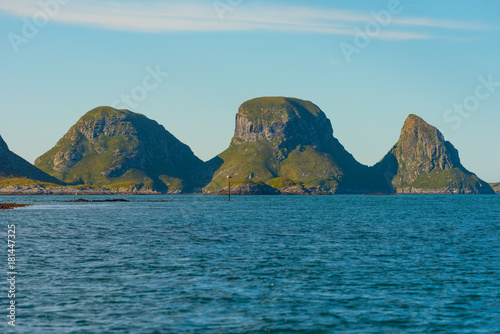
(375, 114), (494, 194)
(0, 135), (61, 184)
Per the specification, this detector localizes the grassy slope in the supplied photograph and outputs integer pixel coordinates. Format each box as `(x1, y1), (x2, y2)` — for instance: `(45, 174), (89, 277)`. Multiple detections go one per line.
(266, 177), (303, 188)
(279, 147), (340, 189)
(204, 140), (341, 192)
(205, 141), (279, 191)
(406, 168), (480, 190)
(36, 132), (157, 189)
(0, 178), (62, 189)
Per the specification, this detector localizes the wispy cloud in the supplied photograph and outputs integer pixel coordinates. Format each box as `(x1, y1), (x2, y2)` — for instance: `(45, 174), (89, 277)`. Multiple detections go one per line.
(0, 0), (491, 40)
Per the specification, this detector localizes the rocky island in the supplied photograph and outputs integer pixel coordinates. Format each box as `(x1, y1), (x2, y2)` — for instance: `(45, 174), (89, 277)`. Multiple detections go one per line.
(34, 106), (204, 194)
(203, 97), (390, 194)
(0, 98), (495, 195)
(375, 115), (494, 194)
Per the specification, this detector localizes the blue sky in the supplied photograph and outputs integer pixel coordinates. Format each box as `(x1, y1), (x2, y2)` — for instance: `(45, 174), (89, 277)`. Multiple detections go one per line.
(1, 0), (499, 182)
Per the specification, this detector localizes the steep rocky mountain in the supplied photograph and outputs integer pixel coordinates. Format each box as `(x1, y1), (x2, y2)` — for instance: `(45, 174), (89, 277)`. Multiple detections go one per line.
(375, 114), (494, 194)
(35, 107), (204, 193)
(490, 183), (500, 194)
(203, 97), (391, 194)
(0, 135), (60, 184)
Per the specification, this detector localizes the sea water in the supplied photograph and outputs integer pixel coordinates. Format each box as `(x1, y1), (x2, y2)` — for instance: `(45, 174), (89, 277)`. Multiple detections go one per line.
(1, 195), (499, 333)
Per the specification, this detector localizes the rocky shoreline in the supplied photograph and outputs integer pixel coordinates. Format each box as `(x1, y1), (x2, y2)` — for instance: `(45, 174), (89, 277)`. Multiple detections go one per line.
(1, 183), (497, 196)
(0, 185), (178, 196)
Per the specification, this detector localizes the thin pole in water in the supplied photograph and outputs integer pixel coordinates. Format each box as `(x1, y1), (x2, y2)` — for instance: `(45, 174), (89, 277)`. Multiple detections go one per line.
(227, 175), (232, 201)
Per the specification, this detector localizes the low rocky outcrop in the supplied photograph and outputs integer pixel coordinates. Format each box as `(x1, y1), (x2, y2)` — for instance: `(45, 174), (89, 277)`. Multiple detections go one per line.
(0, 203), (31, 209)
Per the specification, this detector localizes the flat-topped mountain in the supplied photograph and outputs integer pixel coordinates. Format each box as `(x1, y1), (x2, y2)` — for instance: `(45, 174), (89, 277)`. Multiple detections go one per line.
(0, 134), (60, 184)
(35, 107), (204, 193)
(204, 97), (390, 194)
(375, 114), (494, 194)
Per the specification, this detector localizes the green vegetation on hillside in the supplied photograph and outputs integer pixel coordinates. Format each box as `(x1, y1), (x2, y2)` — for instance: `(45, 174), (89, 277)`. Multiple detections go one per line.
(266, 177), (303, 189)
(279, 146), (340, 189)
(238, 97), (321, 124)
(204, 140), (279, 191)
(0, 178), (61, 189)
(403, 168), (481, 190)
(205, 139), (343, 192)
(35, 106), (204, 192)
(2, 100), (494, 195)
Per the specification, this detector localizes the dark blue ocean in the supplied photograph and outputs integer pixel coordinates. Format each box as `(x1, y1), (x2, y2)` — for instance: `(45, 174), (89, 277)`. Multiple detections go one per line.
(1, 195), (499, 333)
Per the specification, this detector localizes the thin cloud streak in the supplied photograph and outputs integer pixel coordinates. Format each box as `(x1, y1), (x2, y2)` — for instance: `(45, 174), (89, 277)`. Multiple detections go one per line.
(0, 0), (491, 40)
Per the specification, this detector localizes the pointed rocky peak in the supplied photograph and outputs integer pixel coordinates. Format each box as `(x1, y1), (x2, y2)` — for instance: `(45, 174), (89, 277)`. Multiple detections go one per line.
(0, 135), (9, 152)
(375, 114), (494, 194)
(391, 114), (461, 172)
(399, 114), (447, 146)
(402, 114), (429, 130)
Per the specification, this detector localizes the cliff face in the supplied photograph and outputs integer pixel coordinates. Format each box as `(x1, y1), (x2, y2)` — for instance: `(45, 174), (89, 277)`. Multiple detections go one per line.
(35, 106), (204, 192)
(233, 98), (334, 150)
(204, 97), (391, 194)
(0, 135), (60, 183)
(375, 115), (494, 194)
(490, 183), (500, 194)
